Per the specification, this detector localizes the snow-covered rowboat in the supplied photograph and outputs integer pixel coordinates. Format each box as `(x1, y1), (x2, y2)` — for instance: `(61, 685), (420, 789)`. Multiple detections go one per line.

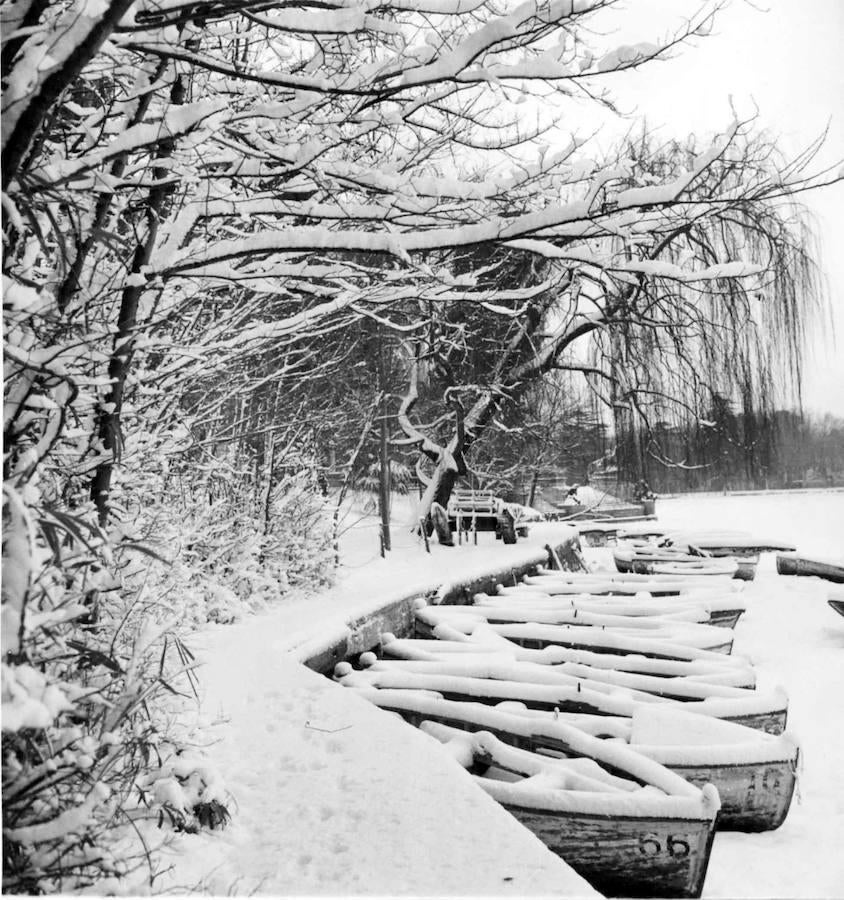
(416, 602), (734, 653)
(480, 587), (745, 629)
(339, 658), (788, 734)
(341, 685), (797, 833)
(660, 531), (796, 554)
(776, 553), (844, 584)
(416, 607), (736, 656)
(474, 596), (708, 625)
(657, 532), (795, 581)
(525, 568), (742, 594)
(420, 721), (719, 898)
(519, 572), (746, 625)
(614, 548), (740, 579)
(651, 559), (742, 579)
(379, 632), (757, 687)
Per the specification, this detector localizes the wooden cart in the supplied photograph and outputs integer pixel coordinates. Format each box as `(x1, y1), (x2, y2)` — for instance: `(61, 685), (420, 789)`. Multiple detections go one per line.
(446, 490), (520, 544)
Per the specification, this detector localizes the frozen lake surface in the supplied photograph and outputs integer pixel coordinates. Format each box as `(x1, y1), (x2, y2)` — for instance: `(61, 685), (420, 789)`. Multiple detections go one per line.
(657, 490), (844, 897)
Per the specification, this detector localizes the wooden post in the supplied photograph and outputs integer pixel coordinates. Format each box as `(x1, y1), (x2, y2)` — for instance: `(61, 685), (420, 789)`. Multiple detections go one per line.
(377, 325), (391, 552)
(546, 543), (565, 571)
(379, 415), (391, 552)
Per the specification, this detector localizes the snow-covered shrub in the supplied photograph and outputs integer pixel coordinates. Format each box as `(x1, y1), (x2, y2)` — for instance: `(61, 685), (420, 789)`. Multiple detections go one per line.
(130, 497), (263, 626)
(266, 473), (335, 588)
(353, 460), (414, 496)
(121, 463), (336, 626)
(2, 486), (231, 894)
(140, 750), (230, 835)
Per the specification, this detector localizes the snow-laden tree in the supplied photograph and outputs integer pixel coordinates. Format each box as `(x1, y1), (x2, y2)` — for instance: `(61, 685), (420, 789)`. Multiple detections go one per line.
(393, 122), (836, 521)
(584, 128), (826, 481)
(3, 0), (745, 522)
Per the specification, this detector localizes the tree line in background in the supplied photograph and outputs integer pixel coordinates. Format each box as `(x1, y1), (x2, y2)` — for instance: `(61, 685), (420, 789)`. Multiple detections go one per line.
(346, 381), (844, 509)
(3, 0), (841, 891)
(612, 404), (844, 495)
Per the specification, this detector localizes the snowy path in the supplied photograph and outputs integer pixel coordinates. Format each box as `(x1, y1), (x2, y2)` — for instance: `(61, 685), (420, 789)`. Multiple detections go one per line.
(161, 624), (597, 896)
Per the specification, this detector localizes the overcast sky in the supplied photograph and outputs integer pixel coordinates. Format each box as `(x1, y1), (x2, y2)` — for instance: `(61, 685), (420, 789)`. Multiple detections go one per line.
(578, 0), (844, 417)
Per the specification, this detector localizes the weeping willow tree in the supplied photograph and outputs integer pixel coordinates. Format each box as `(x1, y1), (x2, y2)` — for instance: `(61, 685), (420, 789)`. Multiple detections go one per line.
(396, 120), (834, 521)
(580, 126), (827, 490)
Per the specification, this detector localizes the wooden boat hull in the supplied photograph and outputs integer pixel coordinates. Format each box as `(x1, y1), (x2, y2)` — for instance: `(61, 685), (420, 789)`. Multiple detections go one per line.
(504, 805), (715, 898)
(546, 505), (654, 521)
(425, 601), (729, 644)
(709, 609), (743, 628)
(381, 634), (757, 688)
(414, 616), (734, 656)
(730, 556), (759, 582)
(346, 689), (799, 832)
(777, 554), (844, 583)
(616, 554), (741, 580)
(666, 758), (797, 831)
(650, 562), (739, 579)
(664, 544), (760, 580)
(664, 534), (796, 554)
(524, 571), (740, 597)
(724, 709), (787, 735)
(377, 698), (791, 830)
(417, 719), (717, 900)
(614, 553), (634, 574)
(493, 584), (745, 628)
(488, 626), (734, 657)
(373, 671), (786, 735)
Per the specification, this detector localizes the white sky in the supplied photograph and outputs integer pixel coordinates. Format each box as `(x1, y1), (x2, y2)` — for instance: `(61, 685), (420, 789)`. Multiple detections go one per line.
(567, 0), (844, 417)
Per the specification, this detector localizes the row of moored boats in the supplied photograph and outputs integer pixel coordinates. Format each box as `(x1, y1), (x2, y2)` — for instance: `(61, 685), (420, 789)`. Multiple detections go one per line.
(588, 521), (844, 590)
(334, 536), (804, 899)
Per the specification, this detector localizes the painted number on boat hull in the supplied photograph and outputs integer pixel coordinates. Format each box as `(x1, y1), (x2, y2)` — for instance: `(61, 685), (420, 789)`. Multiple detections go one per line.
(744, 766), (783, 806)
(639, 833), (692, 858)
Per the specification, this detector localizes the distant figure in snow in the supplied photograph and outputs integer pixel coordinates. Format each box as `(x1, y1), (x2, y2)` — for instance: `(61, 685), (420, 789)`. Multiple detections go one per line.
(563, 485), (580, 506)
(634, 480), (656, 501)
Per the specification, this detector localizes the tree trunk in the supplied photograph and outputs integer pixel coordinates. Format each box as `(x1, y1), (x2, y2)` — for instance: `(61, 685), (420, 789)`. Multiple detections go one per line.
(415, 389), (499, 528)
(89, 69), (186, 525)
(2, 0), (135, 185)
(417, 456), (461, 525)
(527, 468), (541, 508)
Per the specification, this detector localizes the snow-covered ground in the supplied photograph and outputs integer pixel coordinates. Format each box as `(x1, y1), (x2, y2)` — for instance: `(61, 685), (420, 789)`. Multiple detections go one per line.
(164, 490), (844, 898)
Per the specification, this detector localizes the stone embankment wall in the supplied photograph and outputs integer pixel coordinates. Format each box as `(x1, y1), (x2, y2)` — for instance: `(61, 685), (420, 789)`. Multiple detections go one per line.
(303, 534), (584, 675)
